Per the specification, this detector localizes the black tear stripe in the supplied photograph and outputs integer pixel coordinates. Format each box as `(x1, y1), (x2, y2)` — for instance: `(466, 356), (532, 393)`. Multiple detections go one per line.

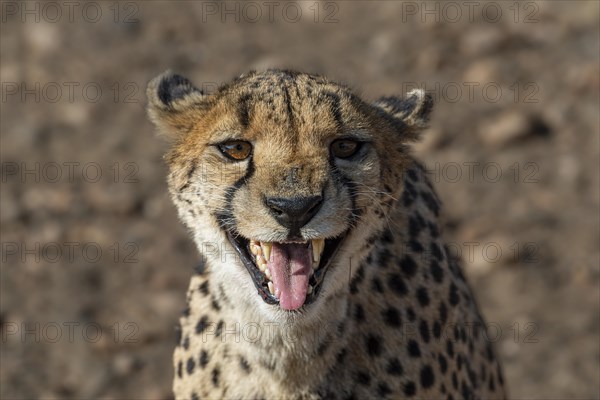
(342, 175), (362, 226)
(213, 159), (255, 231)
(328, 158), (362, 227)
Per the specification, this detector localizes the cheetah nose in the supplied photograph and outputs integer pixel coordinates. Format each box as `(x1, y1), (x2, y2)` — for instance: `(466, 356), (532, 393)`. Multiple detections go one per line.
(265, 195), (323, 232)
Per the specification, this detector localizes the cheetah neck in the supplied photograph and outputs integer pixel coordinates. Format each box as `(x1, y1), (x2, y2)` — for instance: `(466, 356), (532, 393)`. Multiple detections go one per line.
(187, 270), (356, 390)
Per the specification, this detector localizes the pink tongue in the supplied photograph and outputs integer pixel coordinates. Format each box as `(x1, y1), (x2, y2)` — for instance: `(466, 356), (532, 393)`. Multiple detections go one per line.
(267, 243), (312, 310)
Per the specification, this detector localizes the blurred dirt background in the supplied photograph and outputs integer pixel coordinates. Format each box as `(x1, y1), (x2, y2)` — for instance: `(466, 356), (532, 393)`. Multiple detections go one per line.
(1, 1), (599, 399)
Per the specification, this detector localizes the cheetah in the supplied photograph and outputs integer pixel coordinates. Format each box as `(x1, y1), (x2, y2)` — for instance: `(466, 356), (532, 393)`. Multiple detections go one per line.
(146, 69), (507, 399)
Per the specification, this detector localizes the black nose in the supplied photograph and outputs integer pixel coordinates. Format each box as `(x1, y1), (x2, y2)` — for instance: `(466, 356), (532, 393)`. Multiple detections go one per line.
(265, 195), (323, 231)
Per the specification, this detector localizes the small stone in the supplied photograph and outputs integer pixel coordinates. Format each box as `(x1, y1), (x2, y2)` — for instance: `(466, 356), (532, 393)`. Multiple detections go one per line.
(463, 59), (499, 83)
(0, 191), (19, 223)
(461, 28), (504, 56)
(83, 184), (139, 215)
(479, 111), (549, 147)
(23, 186), (72, 214)
(113, 353), (138, 377)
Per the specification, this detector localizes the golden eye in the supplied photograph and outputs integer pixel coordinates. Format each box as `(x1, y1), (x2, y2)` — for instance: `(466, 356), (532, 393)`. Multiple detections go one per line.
(218, 140), (252, 161)
(331, 139), (360, 159)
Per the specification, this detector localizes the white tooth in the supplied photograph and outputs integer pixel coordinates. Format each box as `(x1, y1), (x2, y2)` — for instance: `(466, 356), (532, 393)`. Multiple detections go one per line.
(268, 281), (275, 296)
(258, 260), (267, 272)
(265, 267), (272, 279)
(307, 285), (313, 294)
(312, 239), (324, 263)
(250, 245), (259, 256)
(261, 242), (272, 262)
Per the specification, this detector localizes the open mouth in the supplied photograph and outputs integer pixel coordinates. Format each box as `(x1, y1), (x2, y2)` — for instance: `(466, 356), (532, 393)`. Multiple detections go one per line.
(226, 232), (347, 311)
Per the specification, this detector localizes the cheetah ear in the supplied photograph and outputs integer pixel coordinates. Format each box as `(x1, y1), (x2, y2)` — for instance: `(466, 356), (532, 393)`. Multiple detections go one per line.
(372, 89), (434, 137)
(146, 70), (207, 137)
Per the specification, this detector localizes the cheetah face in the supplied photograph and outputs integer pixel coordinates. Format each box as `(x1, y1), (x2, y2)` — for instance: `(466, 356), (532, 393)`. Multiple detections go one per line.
(147, 70), (432, 313)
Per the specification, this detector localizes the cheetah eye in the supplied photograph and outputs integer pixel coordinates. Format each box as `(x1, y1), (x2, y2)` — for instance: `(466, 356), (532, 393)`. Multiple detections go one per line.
(331, 139), (360, 159)
(218, 140), (252, 161)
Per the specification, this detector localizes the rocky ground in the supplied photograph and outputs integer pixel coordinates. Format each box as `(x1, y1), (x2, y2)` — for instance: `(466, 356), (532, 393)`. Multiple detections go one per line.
(1, 1), (599, 399)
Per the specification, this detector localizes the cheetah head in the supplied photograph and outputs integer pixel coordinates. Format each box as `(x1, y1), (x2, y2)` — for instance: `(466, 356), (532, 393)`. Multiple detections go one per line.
(147, 70), (432, 315)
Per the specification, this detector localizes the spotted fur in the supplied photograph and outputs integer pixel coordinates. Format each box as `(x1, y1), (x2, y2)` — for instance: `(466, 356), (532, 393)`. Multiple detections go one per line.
(147, 69), (506, 399)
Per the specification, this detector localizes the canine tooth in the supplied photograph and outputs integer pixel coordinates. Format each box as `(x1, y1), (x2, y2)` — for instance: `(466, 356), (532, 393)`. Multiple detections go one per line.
(307, 285), (313, 294)
(261, 242), (272, 262)
(265, 267), (272, 279)
(312, 239), (324, 263)
(312, 243), (319, 263)
(250, 245), (259, 256)
(268, 281), (275, 295)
